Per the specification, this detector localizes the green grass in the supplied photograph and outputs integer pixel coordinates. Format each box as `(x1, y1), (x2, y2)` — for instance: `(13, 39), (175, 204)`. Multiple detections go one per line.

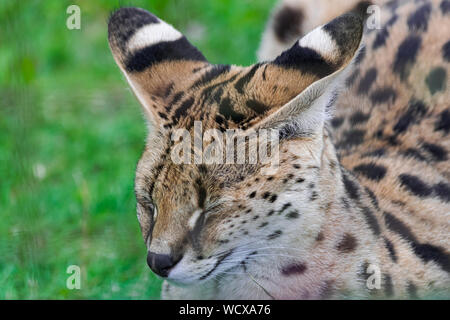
(0, 0), (275, 299)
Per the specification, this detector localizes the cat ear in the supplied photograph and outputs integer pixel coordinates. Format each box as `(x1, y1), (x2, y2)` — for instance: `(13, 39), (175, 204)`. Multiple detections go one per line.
(250, 9), (367, 134)
(108, 7), (208, 126)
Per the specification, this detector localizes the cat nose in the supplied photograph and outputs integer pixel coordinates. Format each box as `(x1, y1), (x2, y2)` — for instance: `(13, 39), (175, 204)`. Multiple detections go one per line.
(146, 252), (180, 277)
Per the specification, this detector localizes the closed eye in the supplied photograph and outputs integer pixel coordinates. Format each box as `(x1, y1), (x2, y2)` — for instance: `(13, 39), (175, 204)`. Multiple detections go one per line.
(202, 202), (223, 216)
(138, 197), (157, 220)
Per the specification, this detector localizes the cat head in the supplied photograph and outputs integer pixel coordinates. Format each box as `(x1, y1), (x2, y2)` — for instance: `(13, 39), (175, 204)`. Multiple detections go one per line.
(108, 6), (365, 284)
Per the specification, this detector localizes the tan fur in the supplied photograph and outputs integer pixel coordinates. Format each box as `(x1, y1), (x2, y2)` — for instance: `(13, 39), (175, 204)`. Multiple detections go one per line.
(108, 1), (450, 299)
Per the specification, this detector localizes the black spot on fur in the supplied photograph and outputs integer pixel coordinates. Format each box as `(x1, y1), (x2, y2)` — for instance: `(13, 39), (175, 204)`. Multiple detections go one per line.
(384, 211), (416, 241)
(402, 148), (426, 161)
(268, 230), (282, 240)
(173, 97), (195, 121)
(219, 98), (245, 123)
(361, 206), (381, 236)
(202, 72), (238, 99)
(365, 187), (380, 210)
(269, 194), (278, 203)
(309, 191), (318, 201)
(385, 0), (400, 12)
(425, 67), (447, 95)
(393, 35), (421, 80)
(331, 117), (344, 128)
(164, 82), (175, 98)
(339, 129), (366, 148)
(407, 282), (418, 299)
(443, 41), (450, 62)
(235, 64), (260, 94)
(191, 64), (230, 88)
(407, 3), (432, 32)
(346, 69), (360, 87)
(273, 44), (335, 78)
(435, 110), (450, 134)
(441, 0), (450, 14)
(354, 163), (387, 181)
(386, 13), (399, 27)
(343, 174), (360, 200)
(434, 182), (450, 202)
(373, 11), (395, 42)
(399, 174), (432, 197)
(196, 178), (207, 208)
(336, 233), (358, 252)
(281, 262), (307, 276)
(259, 222), (269, 229)
(393, 99), (427, 133)
(278, 202), (292, 214)
(421, 142), (447, 161)
(384, 237), (398, 263)
(157, 112), (168, 120)
(373, 28), (390, 49)
(350, 111), (371, 124)
(316, 232), (325, 242)
(273, 6), (304, 42)
(341, 197), (351, 210)
(125, 38), (206, 72)
(357, 68), (377, 95)
(215, 115), (225, 125)
(246, 100), (269, 114)
(286, 210), (299, 219)
(249, 191), (256, 199)
(384, 274), (394, 297)
(384, 211), (450, 272)
(370, 87), (397, 104)
(166, 91), (184, 112)
(414, 243), (450, 272)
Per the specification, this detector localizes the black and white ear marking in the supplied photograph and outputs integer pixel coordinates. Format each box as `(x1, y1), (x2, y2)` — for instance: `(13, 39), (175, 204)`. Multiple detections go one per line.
(108, 7), (207, 73)
(321, 11), (367, 63)
(108, 8), (159, 53)
(257, 10), (366, 133)
(273, 10), (366, 76)
(108, 8), (209, 126)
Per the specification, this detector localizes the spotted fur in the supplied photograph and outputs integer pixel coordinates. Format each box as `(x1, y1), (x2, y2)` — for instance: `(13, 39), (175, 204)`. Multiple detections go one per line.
(108, 0), (449, 299)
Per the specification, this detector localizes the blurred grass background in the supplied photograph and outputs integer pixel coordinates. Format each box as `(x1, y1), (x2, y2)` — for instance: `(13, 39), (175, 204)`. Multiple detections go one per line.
(0, 0), (275, 299)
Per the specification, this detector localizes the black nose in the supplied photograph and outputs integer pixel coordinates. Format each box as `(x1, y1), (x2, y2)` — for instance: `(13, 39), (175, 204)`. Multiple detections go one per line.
(146, 252), (179, 277)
